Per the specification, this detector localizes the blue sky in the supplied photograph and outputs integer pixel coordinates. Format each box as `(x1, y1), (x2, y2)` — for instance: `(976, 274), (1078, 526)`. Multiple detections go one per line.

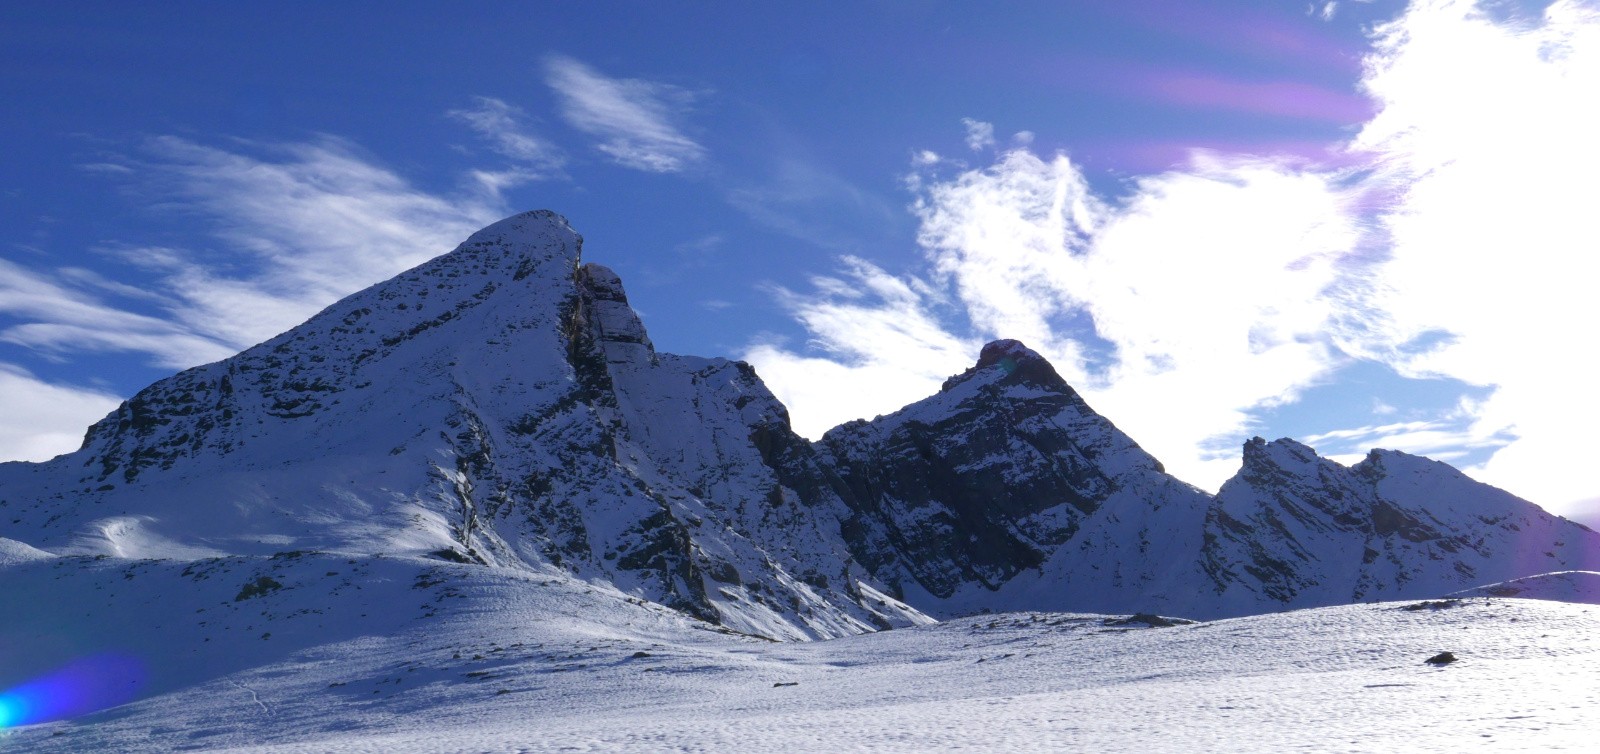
(3, 0), (1596, 518)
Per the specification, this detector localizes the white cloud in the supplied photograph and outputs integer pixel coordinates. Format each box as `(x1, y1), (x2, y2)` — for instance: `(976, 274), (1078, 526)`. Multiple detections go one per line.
(1350, 0), (1600, 511)
(744, 258), (977, 439)
(544, 55), (706, 173)
(133, 136), (507, 349)
(0, 256), (234, 368)
(447, 96), (566, 178)
(751, 147), (1363, 492)
(0, 364), (122, 462)
(1304, 412), (1511, 463)
(961, 118), (996, 151)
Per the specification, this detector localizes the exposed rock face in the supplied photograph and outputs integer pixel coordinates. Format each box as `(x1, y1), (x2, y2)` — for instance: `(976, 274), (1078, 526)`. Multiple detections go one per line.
(3, 210), (1596, 632)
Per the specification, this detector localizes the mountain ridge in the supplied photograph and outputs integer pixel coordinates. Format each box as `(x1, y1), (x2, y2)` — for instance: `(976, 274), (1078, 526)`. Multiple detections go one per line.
(3, 209), (1595, 637)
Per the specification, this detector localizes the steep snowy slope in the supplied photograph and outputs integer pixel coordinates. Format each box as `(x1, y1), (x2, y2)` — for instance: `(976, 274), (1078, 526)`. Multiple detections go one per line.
(0, 211), (920, 639)
(1206, 437), (1600, 610)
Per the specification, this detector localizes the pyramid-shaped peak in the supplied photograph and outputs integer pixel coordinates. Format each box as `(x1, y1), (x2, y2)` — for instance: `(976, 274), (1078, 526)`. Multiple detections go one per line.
(463, 209), (577, 247)
(435, 210), (581, 280)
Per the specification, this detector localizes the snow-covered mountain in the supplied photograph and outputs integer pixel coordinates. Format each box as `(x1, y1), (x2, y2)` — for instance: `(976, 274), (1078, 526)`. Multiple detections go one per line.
(816, 341), (1599, 618)
(0, 211), (921, 640)
(1205, 437), (1600, 608)
(3, 210), (1595, 633)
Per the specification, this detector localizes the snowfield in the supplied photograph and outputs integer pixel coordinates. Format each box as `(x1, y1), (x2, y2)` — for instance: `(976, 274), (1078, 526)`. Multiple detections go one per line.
(3, 551), (1596, 752)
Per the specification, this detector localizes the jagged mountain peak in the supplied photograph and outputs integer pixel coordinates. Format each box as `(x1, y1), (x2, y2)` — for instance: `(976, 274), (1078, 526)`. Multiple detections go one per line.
(457, 208), (581, 266)
(67, 209), (587, 485)
(975, 338), (1042, 369)
(1237, 436), (1325, 478)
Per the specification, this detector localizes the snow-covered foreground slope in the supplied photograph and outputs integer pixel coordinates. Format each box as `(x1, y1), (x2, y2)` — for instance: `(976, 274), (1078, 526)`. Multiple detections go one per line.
(3, 551), (1595, 752)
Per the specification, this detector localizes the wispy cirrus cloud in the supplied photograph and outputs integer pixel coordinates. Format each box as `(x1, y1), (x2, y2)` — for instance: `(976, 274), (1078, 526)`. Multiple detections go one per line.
(961, 118), (996, 151)
(130, 135), (507, 349)
(0, 256), (234, 368)
(448, 96), (564, 167)
(2, 134), (509, 414)
(447, 96), (567, 191)
(745, 257), (977, 439)
(1305, 411), (1514, 465)
(543, 54), (706, 173)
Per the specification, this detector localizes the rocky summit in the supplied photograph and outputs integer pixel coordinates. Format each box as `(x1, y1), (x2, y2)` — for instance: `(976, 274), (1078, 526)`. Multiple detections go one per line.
(3, 210), (1596, 637)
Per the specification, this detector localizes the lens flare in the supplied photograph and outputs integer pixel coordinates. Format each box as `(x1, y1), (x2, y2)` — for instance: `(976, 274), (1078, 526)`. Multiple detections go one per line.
(0, 653), (146, 728)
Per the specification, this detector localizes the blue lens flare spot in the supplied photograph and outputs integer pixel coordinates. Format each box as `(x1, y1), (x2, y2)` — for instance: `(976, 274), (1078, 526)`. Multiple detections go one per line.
(0, 653), (146, 728)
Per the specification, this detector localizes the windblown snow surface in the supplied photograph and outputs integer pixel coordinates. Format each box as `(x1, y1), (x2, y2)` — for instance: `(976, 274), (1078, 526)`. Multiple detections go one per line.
(2, 548), (1596, 752)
